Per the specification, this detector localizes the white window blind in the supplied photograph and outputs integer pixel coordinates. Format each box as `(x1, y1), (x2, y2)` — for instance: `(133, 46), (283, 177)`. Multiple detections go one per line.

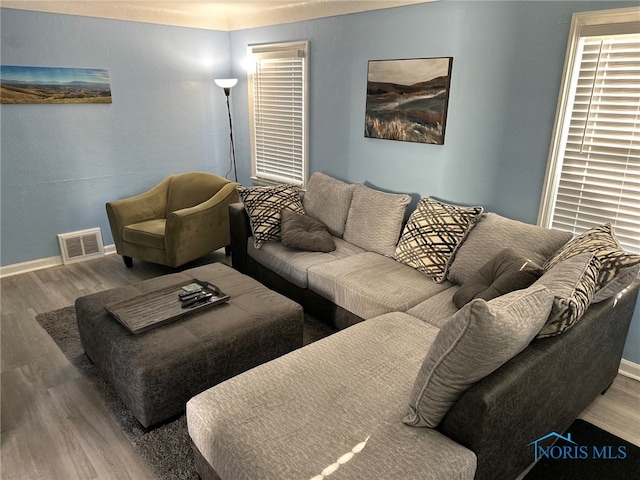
(248, 41), (308, 187)
(539, 8), (640, 254)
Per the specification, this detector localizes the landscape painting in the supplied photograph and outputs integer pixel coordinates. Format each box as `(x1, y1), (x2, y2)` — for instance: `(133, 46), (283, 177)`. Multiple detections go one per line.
(0, 66), (112, 104)
(365, 57), (452, 145)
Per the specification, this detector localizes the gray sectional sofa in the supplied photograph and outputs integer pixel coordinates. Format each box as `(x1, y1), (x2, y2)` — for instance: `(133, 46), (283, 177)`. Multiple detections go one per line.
(187, 172), (640, 480)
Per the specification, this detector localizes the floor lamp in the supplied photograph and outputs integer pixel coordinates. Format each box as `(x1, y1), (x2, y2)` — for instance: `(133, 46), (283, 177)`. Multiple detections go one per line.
(214, 78), (238, 182)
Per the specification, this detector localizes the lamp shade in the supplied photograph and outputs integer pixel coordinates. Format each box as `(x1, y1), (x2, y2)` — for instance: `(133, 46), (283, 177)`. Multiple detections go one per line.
(214, 78), (238, 89)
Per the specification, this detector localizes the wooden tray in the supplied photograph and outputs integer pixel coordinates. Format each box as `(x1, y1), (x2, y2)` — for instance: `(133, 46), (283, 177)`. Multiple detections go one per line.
(105, 279), (230, 334)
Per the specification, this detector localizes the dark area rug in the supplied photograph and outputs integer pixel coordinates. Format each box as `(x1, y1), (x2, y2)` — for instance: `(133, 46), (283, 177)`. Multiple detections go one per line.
(524, 419), (640, 480)
(36, 305), (336, 480)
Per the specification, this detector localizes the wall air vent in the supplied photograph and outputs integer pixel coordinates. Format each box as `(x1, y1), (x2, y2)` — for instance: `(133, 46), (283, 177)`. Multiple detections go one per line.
(58, 228), (105, 265)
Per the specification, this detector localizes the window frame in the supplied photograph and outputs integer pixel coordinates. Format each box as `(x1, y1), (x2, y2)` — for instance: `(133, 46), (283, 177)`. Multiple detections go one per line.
(538, 7), (640, 253)
(246, 40), (310, 188)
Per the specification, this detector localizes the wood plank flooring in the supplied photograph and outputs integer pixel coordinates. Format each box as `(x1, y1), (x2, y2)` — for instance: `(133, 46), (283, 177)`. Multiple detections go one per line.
(1, 252), (229, 480)
(1, 252), (639, 479)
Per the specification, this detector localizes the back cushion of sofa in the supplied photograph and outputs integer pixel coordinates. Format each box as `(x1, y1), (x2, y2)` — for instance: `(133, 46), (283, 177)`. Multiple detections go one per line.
(447, 213), (572, 285)
(343, 183), (411, 257)
(303, 172), (356, 237)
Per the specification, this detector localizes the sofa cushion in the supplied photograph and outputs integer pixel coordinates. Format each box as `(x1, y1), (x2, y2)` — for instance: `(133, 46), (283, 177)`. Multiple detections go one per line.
(308, 252), (452, 319)
(303, 172), (356, 237)
(406, 286), (459, 329)
(404, 284), (554, 428)
(280, 208), (336, 253)
(393, 197), (484, 283)
(452, 248), (543, 308)
(187, 313), (477, 480)
(342, 183), (411, 257)
(534, 252), (600, 339)
(248, 237), (365, 289)
(237, 184), (304, 249)
(447, 213), (572, 285)
(543, 223), (640, 292)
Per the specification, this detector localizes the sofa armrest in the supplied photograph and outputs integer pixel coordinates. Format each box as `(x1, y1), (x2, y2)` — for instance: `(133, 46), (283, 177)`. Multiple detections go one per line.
(229, 202), (252, 273)
(440, 281), (639, 480)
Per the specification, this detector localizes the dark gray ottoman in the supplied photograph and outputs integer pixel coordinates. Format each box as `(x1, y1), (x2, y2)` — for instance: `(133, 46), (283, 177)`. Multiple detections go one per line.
(75, 262), (303, 428)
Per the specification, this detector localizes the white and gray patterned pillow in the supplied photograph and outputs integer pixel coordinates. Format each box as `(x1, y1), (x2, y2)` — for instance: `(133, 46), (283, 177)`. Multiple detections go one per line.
(404, 284), (554, 428)
(303, 172), (355, 237)
(237, 184), (304, 249)
(543, 223), (640, 291)
(535, 252), (600, 338)
(394, 197), (483, 283)
(342, 183), (411, 257)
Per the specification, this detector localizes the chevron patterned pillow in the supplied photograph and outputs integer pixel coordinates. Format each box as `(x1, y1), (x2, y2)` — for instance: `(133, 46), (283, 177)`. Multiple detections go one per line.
(543, 223), (640, 291)
(393, 197), (483, 283)
(237, 184), (304, 249)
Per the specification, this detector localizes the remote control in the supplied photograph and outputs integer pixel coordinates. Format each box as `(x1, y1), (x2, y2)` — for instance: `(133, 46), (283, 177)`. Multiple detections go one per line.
(181, 292), (214, 308)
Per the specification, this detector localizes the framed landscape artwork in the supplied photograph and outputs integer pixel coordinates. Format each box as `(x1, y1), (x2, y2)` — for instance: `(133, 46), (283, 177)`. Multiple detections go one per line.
(0, 66), (112, 104)
(365, 57), (453, 145)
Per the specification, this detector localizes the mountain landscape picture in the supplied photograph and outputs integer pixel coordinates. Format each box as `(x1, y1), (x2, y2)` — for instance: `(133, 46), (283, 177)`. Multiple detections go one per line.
(365, 57), (452, 144)
(1, 66), (112, 104)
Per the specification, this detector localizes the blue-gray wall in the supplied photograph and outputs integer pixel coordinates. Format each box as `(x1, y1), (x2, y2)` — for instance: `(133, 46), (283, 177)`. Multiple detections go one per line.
(1, 8), (233, 264)
(1, 1), (638, 363)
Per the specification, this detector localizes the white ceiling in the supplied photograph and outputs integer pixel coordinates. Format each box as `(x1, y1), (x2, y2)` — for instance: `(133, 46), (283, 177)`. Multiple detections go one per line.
(1, 1), (435, 31)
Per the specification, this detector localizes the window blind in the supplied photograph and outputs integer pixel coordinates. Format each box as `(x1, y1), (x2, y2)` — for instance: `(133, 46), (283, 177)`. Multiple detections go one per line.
(545, 27), (640, 254)
(249, 43), (307, 186)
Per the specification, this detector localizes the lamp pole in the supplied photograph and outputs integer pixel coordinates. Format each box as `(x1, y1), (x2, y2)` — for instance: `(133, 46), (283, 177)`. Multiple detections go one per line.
(214, 78), (238, 182)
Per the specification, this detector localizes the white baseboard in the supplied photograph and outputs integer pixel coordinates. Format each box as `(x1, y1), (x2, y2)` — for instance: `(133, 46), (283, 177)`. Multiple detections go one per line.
(619, 359), (640, 382)
(0, 245), (116, 278)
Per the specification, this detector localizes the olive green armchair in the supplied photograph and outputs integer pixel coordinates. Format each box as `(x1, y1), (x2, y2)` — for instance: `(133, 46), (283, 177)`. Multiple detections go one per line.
(106, 172), (240, 268)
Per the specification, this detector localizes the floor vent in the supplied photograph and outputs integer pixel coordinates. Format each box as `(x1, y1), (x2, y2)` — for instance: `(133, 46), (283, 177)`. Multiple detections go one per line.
(58, 228), (105, 265)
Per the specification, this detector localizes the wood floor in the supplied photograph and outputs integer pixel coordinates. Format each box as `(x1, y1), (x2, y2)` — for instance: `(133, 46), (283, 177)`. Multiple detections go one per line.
(1, 252), (639, 479)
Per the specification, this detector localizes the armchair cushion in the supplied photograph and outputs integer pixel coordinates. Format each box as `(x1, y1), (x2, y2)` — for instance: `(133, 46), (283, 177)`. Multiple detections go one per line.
(123, 219), (166, 249)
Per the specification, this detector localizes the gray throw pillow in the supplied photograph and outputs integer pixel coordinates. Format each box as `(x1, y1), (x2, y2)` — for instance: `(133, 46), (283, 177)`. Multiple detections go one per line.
(343, 183), (411, 257)
(447, 213), (572, 285)
(280, 209), (336, 253)
(303, 172), (356, 237)
(452, 248), (543, 308)
(404, 284), (554, 428)
(534, 252), (600, 338)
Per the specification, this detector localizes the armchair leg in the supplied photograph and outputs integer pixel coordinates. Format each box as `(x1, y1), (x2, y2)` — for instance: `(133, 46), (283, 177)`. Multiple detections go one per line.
(224, 245), (232, 256)
(123, 256), (133, 268)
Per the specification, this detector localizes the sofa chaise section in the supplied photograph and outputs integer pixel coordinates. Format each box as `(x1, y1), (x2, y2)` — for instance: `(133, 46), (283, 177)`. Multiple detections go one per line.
(187, 313), (477, 480)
